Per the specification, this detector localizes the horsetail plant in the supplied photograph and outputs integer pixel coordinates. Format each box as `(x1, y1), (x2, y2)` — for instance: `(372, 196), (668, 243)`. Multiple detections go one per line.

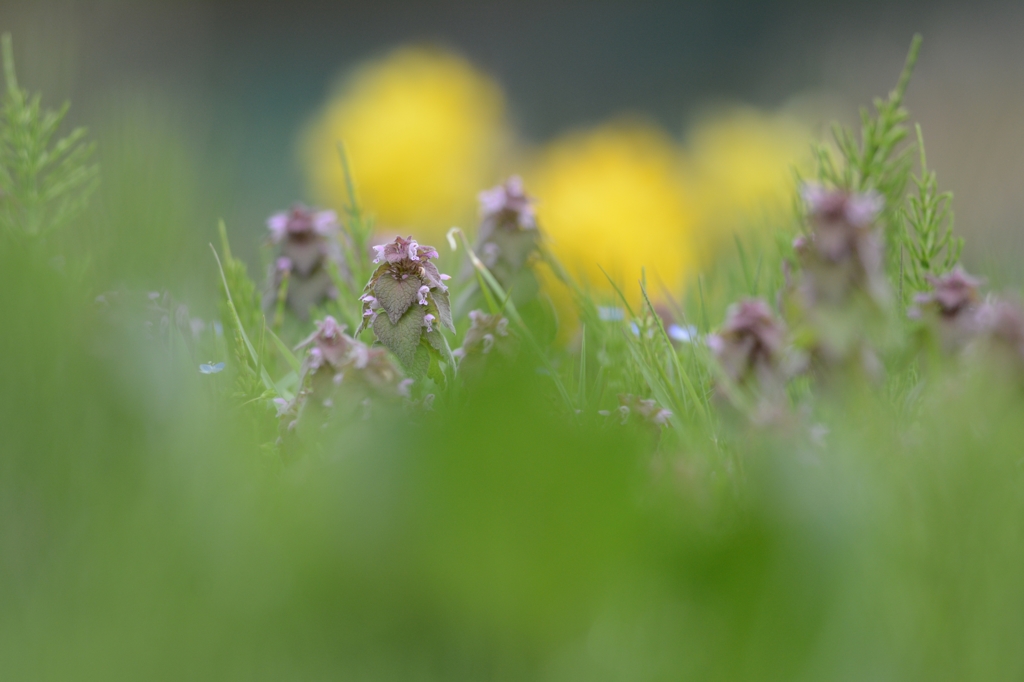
(0, 34), (98, 241)
(899, 124), (963, 303)
(810, 34), (922, 289)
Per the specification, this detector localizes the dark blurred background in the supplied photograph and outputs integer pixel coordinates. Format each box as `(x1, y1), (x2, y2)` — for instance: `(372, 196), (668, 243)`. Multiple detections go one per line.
(3, 0), (1023, 284)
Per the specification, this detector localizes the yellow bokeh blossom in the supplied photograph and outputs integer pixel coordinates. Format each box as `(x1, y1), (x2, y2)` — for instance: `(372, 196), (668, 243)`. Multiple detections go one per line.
(686, 107), (812, 258)
(302, 46), (509, 243)
(528, 121), (698, 308)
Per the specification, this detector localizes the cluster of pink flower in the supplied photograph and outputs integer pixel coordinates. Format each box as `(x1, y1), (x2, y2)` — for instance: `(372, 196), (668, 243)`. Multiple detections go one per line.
(707, 182), (1024, 425)
(911, 267), (1024, 368)
(357, 235), (455, 372)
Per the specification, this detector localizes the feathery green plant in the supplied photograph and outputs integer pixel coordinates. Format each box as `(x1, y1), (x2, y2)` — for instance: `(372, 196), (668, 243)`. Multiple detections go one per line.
(0, 34), (97, 241)
(812, 35), (921, 241)
(213, 222), (296, 417)
(900, 123), (963, 299)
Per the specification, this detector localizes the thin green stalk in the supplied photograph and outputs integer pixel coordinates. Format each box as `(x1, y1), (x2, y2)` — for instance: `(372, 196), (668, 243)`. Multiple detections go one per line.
(211, 242), (291, 400)
(640, 281), (712, 430)
(449, 227), (576, 411)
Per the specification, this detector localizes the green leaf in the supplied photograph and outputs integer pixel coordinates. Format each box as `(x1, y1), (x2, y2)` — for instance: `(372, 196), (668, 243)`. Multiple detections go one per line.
(265, 326), (302, 375)
(373, 272), (424, 324)
(425, 328), (446, 354)
(425, 327), (458, 371)
(433, 288), (455, 333)
(372, 305), (427, 369)
(425, 344), (446, 386)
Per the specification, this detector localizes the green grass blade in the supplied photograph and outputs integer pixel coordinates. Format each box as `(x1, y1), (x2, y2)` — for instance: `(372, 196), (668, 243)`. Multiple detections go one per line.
(266, 326), (302, 375)
(597, 265), (637, 319)
(640, 281), (712, 430)
(210, 241), (291, 400)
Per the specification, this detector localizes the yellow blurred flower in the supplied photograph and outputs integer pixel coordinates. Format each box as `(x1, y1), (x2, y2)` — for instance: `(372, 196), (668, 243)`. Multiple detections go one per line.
(528, 121), (698, 307)
(686, 107), (811, 257)
(302, 46), (509, 243)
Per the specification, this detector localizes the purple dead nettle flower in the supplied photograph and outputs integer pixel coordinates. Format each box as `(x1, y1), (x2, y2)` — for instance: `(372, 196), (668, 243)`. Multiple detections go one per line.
(974, 296), (1024, 364)
(264, 204), (343, 319)
(267, 205), (340, 276)
(478, 176), (537, 231)
(708, 298), (788, 390)
(909, 268), (985, 350)
(453, 310), (516, 361)
(296, 315), (354, 368)
(911, 268), (984, 320)
(464, 176), (542, 286)
(281, 315), (405, 424)
(796, 184), (888, 306)
(372, 236), (439, 265)
(358, 236), (456, 372)
(268, 205), (338, 242)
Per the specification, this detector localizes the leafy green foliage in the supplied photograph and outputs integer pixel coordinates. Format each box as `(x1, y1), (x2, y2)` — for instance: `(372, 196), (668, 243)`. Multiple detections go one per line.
(372, 303), (427, 368)
(0, 34), (97, 241)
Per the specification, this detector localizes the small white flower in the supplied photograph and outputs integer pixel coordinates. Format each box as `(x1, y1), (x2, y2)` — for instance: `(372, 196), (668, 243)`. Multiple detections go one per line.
(668, 324), (698, 343)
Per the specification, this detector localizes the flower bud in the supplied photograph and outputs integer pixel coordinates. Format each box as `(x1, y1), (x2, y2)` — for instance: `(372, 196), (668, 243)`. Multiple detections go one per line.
(264, 204), (343, 319)
(454, 310), (516, 360)
(913, 268), (983, 320)
(708, 298), (787, 390)
(478, 175), (537, 232)
(462, 177), (541, 293)
(282, 316), (407, 434)
(910, 268), (985, 352)
(796, 184), (888, 306)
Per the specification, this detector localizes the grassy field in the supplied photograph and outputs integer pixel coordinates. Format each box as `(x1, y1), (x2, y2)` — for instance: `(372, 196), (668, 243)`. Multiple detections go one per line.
(2, 33), (1024, 681)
